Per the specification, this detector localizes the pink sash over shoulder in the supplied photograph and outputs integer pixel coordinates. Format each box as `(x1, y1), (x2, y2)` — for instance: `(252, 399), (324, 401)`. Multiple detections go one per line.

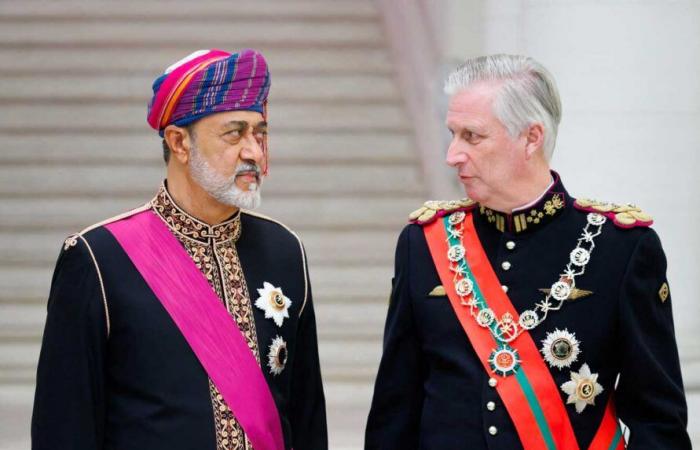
(106, 210), (285, 450)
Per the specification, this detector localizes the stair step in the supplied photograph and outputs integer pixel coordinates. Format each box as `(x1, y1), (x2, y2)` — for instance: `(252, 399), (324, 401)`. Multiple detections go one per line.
(0, 21), (382, 48)
(0, 196), (417, 231)
(0, 163), (422, 197)
(0, 334), (382, 382)
(0, 74), (400, 103)
(1, 229), (398, 266)
(1, 132), (415, 164)
(0, 47), (393, 75)
(0, 1), (378, 20)
(0, 298), (386, 342)
(0, 104), (409, 132)
(0, 263), (395, 304)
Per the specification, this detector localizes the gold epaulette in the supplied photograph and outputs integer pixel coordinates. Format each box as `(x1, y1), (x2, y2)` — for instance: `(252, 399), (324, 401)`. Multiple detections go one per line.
(574, 198), (653, 229)
(408, 198), (477, 225)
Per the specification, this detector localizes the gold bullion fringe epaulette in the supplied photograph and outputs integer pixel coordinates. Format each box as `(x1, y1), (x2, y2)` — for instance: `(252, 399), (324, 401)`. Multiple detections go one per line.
(574, 198), (653, 229)
(409, 198), (477, 225)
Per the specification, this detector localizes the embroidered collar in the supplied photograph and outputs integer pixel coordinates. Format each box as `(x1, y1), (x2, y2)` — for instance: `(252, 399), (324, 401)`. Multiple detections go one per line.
(151, 181), (242, 243)
(477, 172), (570, 234)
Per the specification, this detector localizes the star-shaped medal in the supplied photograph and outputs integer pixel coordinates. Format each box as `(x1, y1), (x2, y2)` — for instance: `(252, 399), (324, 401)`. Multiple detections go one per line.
(255, 282), (292, 327)
(560, 363), (603, 413)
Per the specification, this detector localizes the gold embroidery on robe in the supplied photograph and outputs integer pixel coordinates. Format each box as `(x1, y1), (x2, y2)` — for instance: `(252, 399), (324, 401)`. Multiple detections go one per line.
(152, 185), (259, 450)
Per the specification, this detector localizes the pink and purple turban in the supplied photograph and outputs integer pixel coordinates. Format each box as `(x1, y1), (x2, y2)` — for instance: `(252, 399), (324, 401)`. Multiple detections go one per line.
(147, 48), (270, 133)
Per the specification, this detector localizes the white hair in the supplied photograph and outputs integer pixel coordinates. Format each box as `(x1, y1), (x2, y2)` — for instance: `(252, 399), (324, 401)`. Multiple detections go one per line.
(444, 54), (562, 160)
(189, 143), (262, 210)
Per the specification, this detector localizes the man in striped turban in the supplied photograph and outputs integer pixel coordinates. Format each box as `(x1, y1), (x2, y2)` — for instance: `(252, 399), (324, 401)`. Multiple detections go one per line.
(149, 48), (272, 212)
(32, 49), (328, 450)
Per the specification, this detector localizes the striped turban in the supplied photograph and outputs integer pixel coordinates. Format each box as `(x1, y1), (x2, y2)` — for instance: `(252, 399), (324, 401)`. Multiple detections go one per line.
(147, 48), (271, 135)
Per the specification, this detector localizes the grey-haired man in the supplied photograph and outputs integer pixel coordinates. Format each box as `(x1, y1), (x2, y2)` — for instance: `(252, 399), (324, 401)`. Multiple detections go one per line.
(365, 54), (690, 449)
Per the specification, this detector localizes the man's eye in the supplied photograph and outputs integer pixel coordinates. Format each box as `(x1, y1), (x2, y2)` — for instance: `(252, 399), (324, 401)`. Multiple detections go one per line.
(464, 131), (480, 142)
(226, 129), (242, 138)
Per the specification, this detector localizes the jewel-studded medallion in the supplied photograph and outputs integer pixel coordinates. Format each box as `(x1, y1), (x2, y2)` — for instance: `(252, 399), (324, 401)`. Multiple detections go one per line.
(476, 308), (495, 327)
(267, 336), (288, 376)
(489, 345), (520, 377)
(255, 282), (292, 327)
(550, 281), (572, 301)
(540, 328), (580, 369)
(455, 277), (474, 297)
(570, 247), (591, 267)
(447, 244), (466, 262)
(587, 212), (607, 226)
(560, 363), (603, 413)
(518, 310), (539, 330)
(449, 211), (466, 225)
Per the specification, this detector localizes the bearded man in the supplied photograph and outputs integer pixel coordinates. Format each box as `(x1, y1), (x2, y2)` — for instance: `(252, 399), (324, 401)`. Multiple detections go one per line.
(31, 48), (327, 450)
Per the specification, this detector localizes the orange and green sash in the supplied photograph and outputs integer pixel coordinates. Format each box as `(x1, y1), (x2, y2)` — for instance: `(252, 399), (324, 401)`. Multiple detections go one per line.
(423, 212), (624, 450)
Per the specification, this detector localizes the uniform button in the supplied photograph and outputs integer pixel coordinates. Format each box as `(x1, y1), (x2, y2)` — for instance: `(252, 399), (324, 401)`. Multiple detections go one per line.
(501, 261), (511, 271)
(501, 285), (509, 293)
(487, 401), (496, 411)
(488, 377), (498, 387)
(489, 426), (498, 435)
(506, 241), (516, 250)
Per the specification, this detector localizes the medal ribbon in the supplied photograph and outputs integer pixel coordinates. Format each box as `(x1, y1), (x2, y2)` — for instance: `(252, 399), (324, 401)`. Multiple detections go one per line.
(423, 212), (624, 450)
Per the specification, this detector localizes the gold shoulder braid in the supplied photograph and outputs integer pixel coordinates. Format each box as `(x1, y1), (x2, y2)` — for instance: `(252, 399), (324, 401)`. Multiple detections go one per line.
(574, 198), (653, 229)
(409, 198), (477, 225)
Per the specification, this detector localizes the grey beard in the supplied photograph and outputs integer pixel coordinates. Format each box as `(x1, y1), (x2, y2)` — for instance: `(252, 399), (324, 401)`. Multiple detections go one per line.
(189, 145), (262, 210)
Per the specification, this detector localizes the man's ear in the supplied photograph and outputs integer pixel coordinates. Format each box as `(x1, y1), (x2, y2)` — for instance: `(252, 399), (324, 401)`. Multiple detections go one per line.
(524, 122), (545, 159)
(163, 125), (193, 164)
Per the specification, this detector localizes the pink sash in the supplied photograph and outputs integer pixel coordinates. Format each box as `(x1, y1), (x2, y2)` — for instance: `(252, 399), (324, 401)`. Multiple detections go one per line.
(106, 210), (285, 450)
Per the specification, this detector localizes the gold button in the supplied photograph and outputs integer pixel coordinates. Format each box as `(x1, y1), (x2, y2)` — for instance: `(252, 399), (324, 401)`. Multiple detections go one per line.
(501, 261), (511, 271)
(487, 401), (496, 411)
(488, 377), (498, 387)
(506, 241), (516, 250)
(501, 285), (509, 293)
(489, 425), (498, 435)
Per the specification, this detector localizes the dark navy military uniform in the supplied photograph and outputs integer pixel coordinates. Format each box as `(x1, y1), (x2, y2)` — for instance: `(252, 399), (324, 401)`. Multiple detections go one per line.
(365, 174), (690, 449)
(32, 184), (327, 450)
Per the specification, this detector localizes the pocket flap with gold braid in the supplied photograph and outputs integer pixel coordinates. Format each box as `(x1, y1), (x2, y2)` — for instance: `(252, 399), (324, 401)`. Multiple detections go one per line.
(428, 285), (447, 297)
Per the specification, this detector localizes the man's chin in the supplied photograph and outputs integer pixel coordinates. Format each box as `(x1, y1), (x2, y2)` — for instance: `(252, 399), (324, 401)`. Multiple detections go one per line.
(462, 184), (486, 204)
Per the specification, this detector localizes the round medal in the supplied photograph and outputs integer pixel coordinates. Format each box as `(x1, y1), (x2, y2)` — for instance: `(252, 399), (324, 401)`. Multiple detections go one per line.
(570, 247), (591, 267)
(476, 308), (495, 327)
(447, 244), (466, 262)
(489, 346), (520, 377)
(540, 328), (581, 369)
(550, 281), (572, 301)
(586, 213), (607, 226)
(449, 211), (466, 225)
(518, 310), (539, 330)
(455, 278), (474, 297)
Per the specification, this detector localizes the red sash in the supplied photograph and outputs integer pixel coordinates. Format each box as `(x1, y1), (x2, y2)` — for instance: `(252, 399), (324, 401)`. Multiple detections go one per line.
(424, 212), (624, 450)
(106, 210), (285, 450)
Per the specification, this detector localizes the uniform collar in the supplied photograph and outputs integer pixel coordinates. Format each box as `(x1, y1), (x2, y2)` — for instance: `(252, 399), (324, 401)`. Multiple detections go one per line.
(151, 181), (242, 243)
(476, 171), (570, 234)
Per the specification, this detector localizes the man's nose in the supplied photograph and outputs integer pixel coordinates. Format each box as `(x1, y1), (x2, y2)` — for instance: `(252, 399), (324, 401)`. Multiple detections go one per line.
(445, 142), (466, 167)
(240, 135), (263, 163)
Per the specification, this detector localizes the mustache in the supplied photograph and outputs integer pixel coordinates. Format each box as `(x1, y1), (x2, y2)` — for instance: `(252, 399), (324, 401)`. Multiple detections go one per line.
(234, 163), (261, 178)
